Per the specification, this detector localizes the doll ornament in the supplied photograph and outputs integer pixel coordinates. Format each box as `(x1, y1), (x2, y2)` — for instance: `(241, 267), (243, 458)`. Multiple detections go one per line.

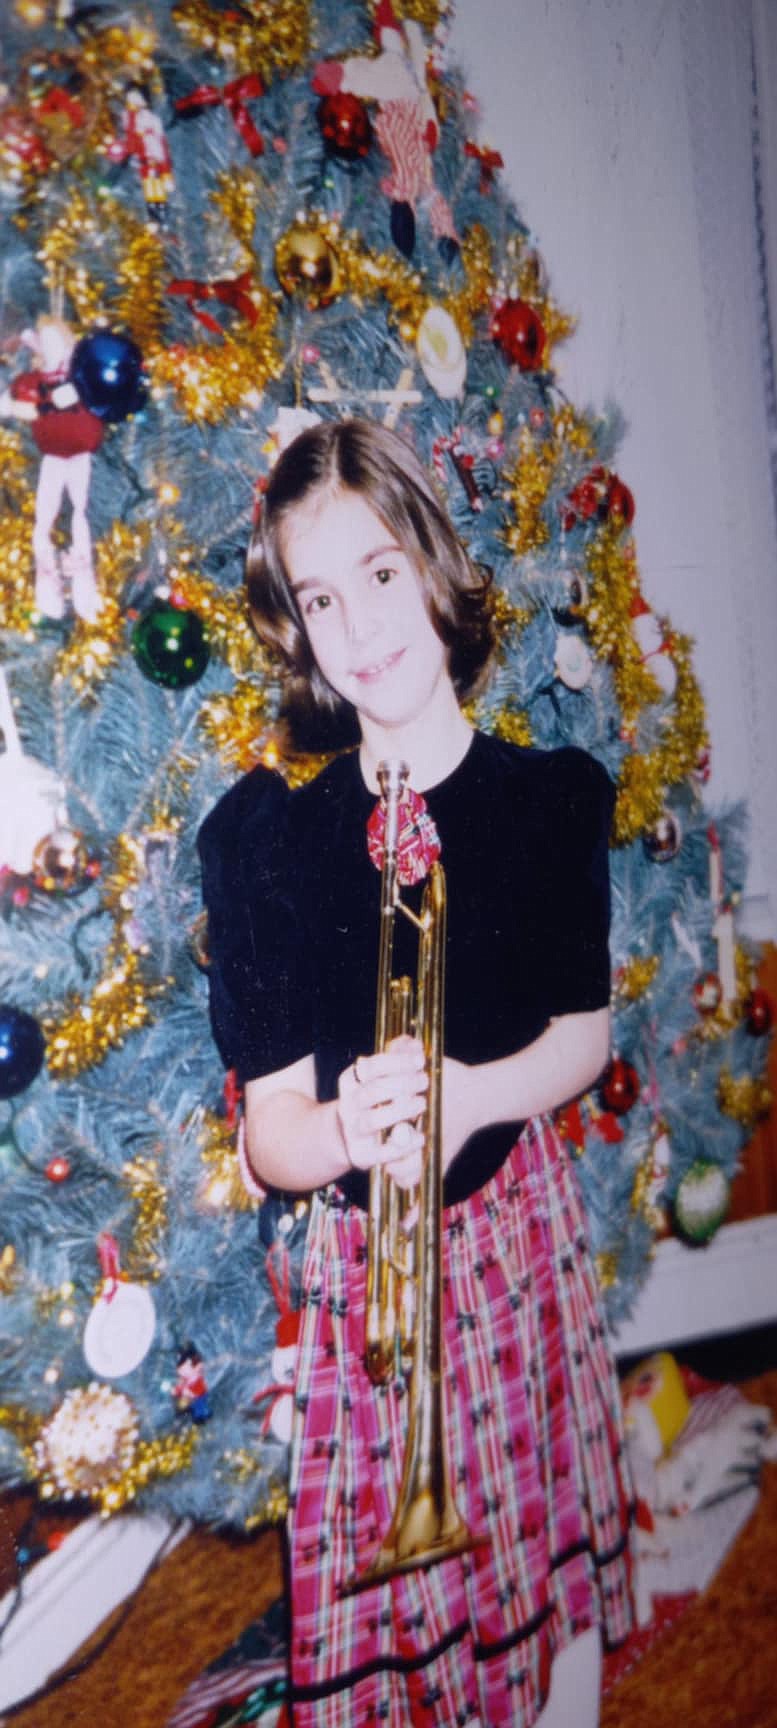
(0, 318), (103, 622)
(312, 0), (459, 261)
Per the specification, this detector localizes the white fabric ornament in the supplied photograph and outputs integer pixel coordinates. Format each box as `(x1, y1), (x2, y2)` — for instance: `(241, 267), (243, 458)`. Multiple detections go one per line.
(0, 667), (65, 874)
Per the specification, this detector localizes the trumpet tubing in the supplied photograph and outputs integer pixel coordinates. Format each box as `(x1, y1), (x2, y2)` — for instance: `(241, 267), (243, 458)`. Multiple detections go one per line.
(347, 760), (478, 1593)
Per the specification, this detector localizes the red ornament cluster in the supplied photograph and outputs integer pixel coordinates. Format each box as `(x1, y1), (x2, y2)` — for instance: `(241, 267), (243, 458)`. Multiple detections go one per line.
(599, 1057), (640, 1116)
(562, 466), (635, 532)
(491, 298), (546, 371)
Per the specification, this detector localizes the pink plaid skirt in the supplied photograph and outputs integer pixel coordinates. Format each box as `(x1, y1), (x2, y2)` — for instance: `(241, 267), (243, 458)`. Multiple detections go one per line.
(287, 1117), (634, 1727)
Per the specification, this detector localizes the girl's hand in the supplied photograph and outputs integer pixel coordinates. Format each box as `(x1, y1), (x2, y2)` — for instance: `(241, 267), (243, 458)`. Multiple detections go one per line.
(336, 1035), (427, 1186)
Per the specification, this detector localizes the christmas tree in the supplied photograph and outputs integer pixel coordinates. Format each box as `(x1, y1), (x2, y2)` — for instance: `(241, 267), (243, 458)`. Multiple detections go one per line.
(0, 0), (770, 1531)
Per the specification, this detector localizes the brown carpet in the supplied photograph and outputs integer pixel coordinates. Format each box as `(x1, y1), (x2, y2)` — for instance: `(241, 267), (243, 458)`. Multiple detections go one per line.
(4, 1372), (776, 1728)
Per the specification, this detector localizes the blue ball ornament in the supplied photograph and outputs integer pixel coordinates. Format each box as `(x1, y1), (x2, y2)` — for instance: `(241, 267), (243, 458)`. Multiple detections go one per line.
(0, 1005), (45, 1099)
(70, 331), (147, 424)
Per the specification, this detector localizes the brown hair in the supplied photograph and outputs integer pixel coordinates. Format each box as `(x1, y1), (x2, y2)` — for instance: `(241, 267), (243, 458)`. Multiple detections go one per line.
(246, 418), (495, 736)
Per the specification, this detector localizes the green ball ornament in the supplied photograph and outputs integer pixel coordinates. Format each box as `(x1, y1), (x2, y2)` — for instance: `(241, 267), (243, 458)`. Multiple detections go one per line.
(131, 602), (210, 690)
(673, 1159), (730, 1245)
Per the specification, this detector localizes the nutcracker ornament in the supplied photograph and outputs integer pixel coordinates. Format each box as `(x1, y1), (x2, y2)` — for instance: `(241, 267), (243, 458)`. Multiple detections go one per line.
(312, 0), (458, 261)
(173, 1343), (212, 1424)
(0, 318), (103, 621)
(108, 83), (174, 224)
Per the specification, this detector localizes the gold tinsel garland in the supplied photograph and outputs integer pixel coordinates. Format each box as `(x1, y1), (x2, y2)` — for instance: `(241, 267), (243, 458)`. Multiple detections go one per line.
(121, 1154), (168, 1282)
(53, 521), (149, 695)
(41, 830), (174, 1079)
(222, 1454), (289, 1530)
(0, 1245), (17, 1295)
(0, 429), (37, 633)
(198, 677), (271, 774)
(150, 281), (282, 426)
(613, 637), (707, 846)
(275, 214), (496, 351)
(196, 1109), (257, 1214)
(583, 532), (708, 845)
(717, 1069), (772, 1130)
(492, 706), (533, 748)
(501, 424), (554, 557)
(585, 532), (661, 723)
(615, 954), (661, 1003)
(43, 943), (167, 1079)
(172, 0), (311, 77)
(595, 1251), (618, 1290)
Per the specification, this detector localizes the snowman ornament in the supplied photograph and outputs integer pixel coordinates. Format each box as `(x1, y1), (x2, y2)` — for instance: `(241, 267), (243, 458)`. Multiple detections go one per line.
(252, 1243), (300, 1445)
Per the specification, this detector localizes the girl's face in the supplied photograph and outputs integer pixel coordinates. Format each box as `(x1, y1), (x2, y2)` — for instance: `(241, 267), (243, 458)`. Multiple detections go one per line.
(281, 487), (451, 732)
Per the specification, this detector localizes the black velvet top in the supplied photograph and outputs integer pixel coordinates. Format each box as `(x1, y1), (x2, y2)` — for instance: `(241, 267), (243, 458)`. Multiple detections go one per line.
(197, 732), (615, 1208)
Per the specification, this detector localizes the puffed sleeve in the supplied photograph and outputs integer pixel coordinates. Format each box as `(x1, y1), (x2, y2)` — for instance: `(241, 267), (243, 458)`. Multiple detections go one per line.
(540, 747), (615, 1017)
(197, 767), (313, 1082)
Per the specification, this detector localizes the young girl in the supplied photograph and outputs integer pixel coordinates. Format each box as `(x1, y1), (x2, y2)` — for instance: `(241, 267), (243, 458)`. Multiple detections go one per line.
(198, 418), (633, 1728)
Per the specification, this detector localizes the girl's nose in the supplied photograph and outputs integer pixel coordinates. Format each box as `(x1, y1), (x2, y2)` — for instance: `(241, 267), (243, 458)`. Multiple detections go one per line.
(344, 594), (378, 644)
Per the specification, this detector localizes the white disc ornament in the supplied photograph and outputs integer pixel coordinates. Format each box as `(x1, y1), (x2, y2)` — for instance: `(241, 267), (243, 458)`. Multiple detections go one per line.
(416, 306), (466, 398)
(83, 1279), (156, 1378)
(554, 632), (593, 690)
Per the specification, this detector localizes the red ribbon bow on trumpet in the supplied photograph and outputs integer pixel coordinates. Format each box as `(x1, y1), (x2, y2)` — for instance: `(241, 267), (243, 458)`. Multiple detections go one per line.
(367, 785), (441, 886)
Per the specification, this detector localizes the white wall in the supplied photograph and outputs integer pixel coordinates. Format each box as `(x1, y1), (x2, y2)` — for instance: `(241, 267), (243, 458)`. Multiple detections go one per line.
(449, 0), (777, 938)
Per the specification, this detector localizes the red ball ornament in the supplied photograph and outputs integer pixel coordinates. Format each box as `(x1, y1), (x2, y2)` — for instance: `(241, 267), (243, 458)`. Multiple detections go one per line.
(45, 1154), (71, 1183)
(561, 466), (608, 531)
(491, 298), (546, 370)
(745, 987), (774, 1036)
(600, 1057), (640, 1115)
(693, 971), (722, 1016)
(317, 92), (372, 160)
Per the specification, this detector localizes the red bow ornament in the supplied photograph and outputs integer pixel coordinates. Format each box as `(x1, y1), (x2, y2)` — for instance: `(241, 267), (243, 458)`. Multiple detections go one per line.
(175, 72), (265, 157)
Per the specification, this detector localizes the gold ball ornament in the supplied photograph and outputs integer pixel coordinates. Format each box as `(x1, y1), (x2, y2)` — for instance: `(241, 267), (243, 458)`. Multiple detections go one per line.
(32, 827), (90, 896)
(34, 1383), (139, 1500)
(275, 224), (342, 308)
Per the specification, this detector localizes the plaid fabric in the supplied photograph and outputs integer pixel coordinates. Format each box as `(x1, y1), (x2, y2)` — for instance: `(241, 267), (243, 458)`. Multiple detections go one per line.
(288, 1117), (634, 1727)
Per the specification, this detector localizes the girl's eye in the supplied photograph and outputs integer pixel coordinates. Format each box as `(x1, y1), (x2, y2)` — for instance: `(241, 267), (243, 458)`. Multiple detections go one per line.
(373, 566), (395, 586)
(305, 593), (331, 616)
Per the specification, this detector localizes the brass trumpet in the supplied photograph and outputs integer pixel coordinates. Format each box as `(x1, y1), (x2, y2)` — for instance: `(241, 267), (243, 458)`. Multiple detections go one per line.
(347, 759), (477, 1592)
